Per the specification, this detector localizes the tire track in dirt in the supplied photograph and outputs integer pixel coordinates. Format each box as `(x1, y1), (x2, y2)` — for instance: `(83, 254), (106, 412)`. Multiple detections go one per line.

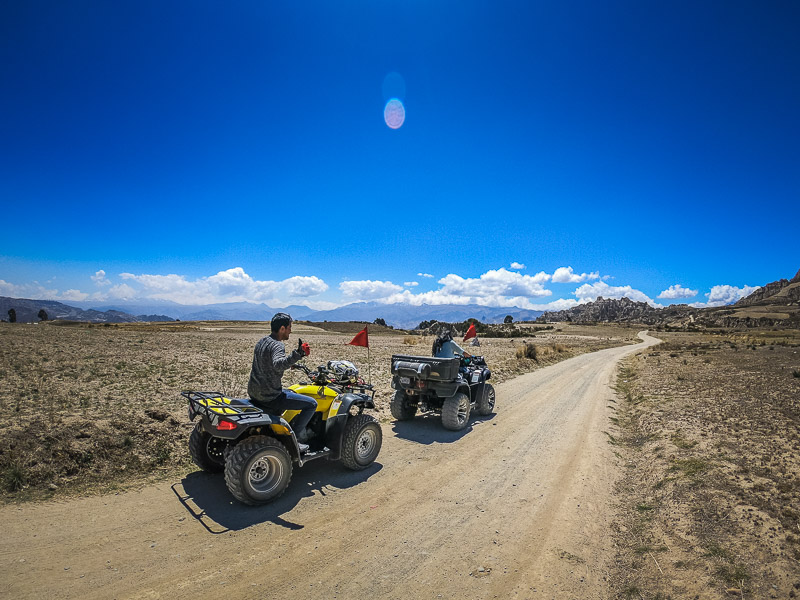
(0, 333), (659, 600)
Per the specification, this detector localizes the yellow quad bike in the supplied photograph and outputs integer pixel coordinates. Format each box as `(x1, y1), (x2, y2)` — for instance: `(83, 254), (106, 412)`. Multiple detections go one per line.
(182, 361), (382, 505)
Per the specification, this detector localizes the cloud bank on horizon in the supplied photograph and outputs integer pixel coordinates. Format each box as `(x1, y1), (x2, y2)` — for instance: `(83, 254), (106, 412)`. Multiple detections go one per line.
(0, 265), (760, 312)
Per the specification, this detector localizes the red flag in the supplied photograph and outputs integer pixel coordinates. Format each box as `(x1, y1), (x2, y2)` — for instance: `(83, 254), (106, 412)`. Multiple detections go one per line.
(348, 326), (369, 348)
(463, 323), (477, 341)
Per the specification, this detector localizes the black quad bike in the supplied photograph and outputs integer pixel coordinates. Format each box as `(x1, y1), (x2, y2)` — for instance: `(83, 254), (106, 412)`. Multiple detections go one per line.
(182, 361), (382, 505)
(389, 353), (495, 430)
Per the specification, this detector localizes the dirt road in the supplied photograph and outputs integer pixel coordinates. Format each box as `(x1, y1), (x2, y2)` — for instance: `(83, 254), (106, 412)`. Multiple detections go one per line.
(0, 332), (659, 600)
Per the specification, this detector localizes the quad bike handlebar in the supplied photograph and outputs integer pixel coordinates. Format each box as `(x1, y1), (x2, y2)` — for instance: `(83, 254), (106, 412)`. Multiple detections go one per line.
(291, 361), (374, 394)
(456, 354), (486, 367)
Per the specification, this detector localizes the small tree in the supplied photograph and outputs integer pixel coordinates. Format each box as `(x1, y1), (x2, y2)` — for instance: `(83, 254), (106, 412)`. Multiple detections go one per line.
(38, 309), (48, 321)
(7, 308), (16, 323)
(374, 317), (387, 327)
(504, 315), (513, 324)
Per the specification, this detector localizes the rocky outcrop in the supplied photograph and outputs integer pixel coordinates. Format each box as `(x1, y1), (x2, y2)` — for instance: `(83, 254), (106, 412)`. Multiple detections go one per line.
(537, 297), (678, 325)
(537, 267), (800, 330)
(736, 280), (785, 306)
(736, 268), (800, 307)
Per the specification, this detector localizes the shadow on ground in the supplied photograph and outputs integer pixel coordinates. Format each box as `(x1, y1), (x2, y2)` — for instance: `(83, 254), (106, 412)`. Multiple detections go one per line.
(390, 413), (496, 445)
(172, 459), (382, 534)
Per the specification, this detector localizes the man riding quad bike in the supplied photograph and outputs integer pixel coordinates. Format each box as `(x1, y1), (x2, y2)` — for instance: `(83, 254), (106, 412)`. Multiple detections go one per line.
(390, 331), (495, 430)
(183, 360), (382, 505)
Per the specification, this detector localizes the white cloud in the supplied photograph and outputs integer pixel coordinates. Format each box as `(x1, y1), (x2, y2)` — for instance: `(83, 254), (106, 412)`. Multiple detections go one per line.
(417, 272), (434, 278)
(340, 280), (404, 300)
(404, 281), (419, 287)
(101, 283), (138, 301)
(535, 298), (580, 312)
(573, 281), (660, 307)
(701, 284), (760, 307)
(91, 270), (111, 286)
(552, 266), (600, 283)
(0, 279), (59, 300)
(437, 268), (551, 298)
(657, 284), (698, 299)
(367, 267), (553, 309)
(111, 267), (329, 304)
(510, 262), (526, 270)
(60, 289), (89, 301)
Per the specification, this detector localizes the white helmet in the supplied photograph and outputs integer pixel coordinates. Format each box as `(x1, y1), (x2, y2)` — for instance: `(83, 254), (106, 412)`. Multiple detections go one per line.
(327, 360), (359, 382)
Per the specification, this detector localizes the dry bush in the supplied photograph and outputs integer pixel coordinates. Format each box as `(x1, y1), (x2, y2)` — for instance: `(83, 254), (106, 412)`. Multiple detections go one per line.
(516, 343), (538, 360)
(403, 336), (420, 346)
(552, 342), (567, 353)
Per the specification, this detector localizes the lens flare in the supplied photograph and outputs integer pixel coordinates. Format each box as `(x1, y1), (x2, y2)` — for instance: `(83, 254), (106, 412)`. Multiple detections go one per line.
(384, 98), (405, 129)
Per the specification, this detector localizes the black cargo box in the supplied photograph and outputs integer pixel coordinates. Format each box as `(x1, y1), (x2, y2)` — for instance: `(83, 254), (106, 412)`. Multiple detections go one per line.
(390, 354), (460, 381)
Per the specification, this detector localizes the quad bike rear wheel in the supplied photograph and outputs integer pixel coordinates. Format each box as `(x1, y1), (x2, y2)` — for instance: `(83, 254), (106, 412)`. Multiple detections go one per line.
(476, 383), (496, 416)
(188, 423), (227, 473)
(390, 390), (417, 421)
(341, 414), (382, 470)
(442, 392), (471, 430)
(224, 436), (292, 505)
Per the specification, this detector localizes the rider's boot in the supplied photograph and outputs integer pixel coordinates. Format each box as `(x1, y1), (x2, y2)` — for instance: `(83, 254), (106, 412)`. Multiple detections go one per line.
(295, 427), (312, 454)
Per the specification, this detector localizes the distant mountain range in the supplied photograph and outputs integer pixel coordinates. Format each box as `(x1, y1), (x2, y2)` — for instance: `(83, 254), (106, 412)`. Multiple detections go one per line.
(307, 302), (543, 329)
(0, 296), (174, 324)
(1, 296), (540, 328)
(4, 269), (797, 328)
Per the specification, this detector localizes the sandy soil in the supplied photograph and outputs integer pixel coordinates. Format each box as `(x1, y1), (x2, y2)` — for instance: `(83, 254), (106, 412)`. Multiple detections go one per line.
(0, 332), (658, 600)
(608, 330), (800, 599)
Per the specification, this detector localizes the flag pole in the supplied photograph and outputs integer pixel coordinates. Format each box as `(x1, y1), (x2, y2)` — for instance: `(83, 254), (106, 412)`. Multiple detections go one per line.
(367, 344), (371, 384)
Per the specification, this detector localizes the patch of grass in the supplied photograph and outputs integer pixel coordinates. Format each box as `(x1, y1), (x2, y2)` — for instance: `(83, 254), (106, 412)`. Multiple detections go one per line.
(516, 343), (538, 360)
(557, 549), (585, 563)
(715, 562), (750, 586)
(636, 503), (655, 512)
(3, 462), (26, 492)
(671, 432), (698, 449)
(403, 336), (420, 345)
(622, 586), (642, 598)
(792, 369), (800, 378)
(669, 457), (710, 477)
(704, 542), (731, 559)
(153, 439), (171, 465)
(652, 476), (675, 490)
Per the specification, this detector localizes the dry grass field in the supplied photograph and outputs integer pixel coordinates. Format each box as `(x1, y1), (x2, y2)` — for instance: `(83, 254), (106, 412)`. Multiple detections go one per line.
(609, 329), (800, 599)
(0, 320), (639, 502)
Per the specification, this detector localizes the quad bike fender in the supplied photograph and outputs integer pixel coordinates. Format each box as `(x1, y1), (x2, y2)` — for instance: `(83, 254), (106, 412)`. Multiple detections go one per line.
(324, 392), (374, 460)
(430, 381), (463, 398)
(198, 412), (275, 441)
(470, 382), (489, 403)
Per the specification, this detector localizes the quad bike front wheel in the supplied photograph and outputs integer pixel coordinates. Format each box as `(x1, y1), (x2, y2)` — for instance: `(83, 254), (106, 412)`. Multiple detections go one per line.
(341, 414), (382, 470)
(188, 423), (227, 473)
(224, 436), (292, 505)
(442, 392), (471, 430)
(390, 390), (417, 421)
(476, 383), (496, 416)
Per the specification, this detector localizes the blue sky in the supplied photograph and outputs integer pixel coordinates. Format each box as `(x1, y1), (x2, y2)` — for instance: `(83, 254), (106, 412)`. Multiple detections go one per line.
(1, 1), (798, 311)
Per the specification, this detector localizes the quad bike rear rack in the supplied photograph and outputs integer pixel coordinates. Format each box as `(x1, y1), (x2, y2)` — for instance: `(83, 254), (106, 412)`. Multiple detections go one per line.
(181, 390), (274, 428)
